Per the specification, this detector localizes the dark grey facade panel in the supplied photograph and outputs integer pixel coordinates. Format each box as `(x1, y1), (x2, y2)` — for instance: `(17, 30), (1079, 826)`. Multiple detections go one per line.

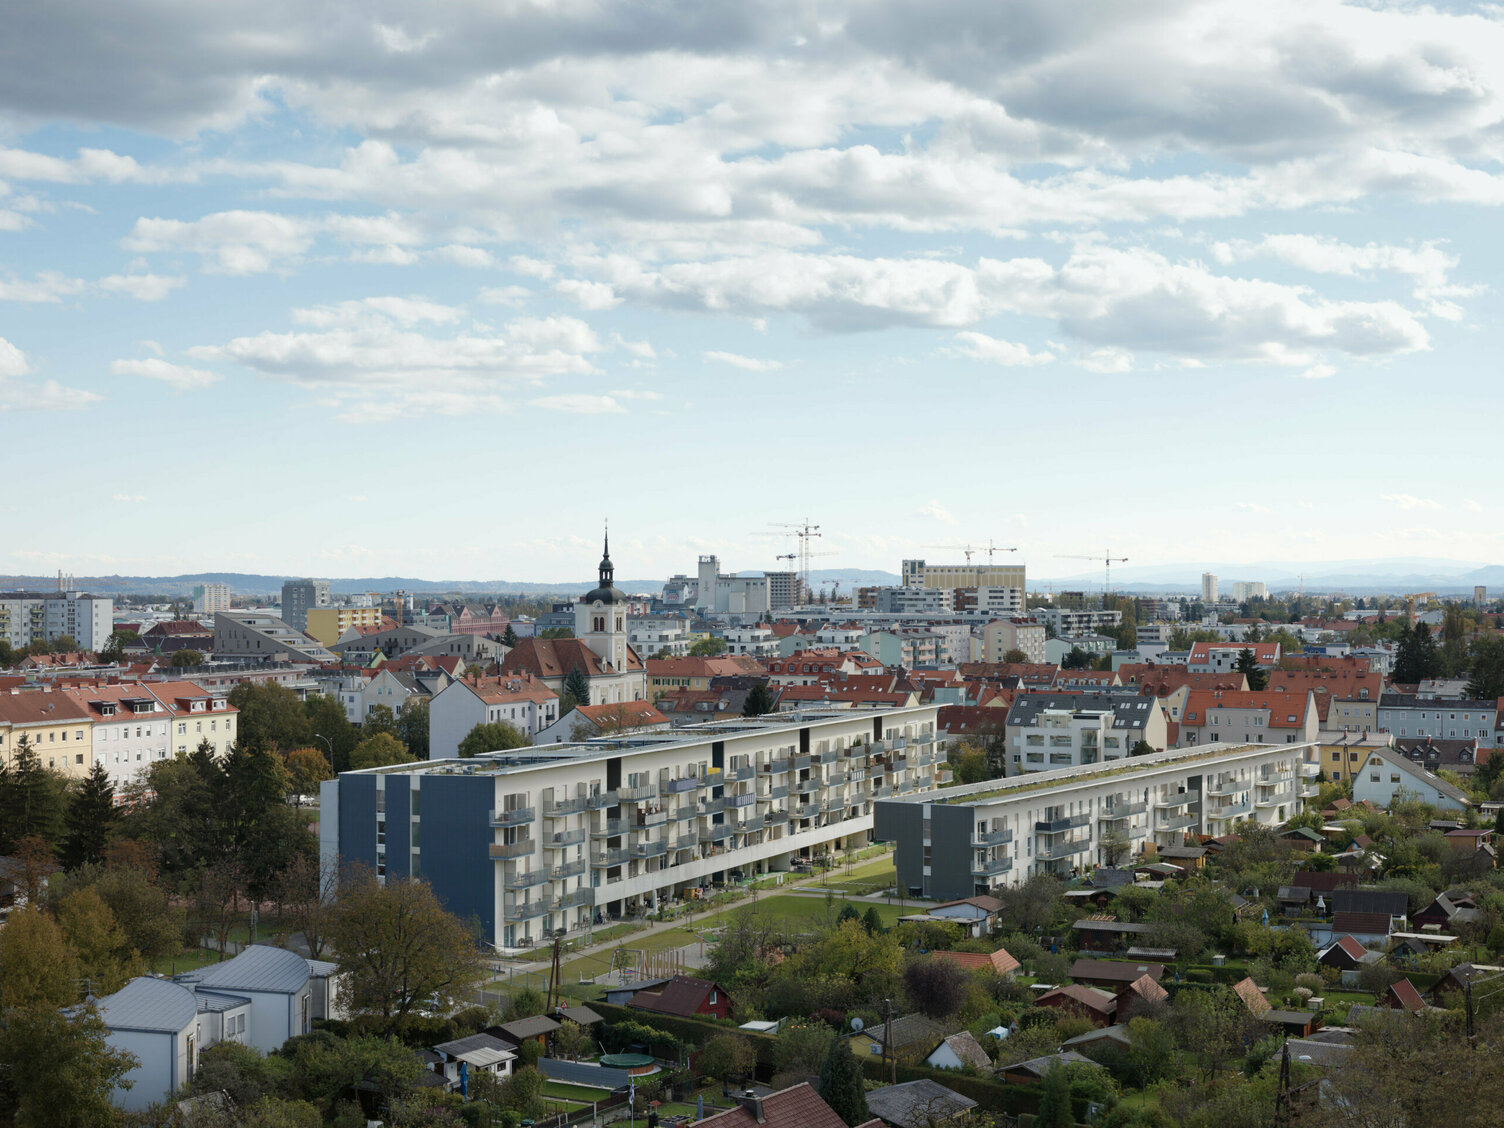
(420, 775), (496, 941)
(385, 775), (411, 881)
(338, 775), (379, 872)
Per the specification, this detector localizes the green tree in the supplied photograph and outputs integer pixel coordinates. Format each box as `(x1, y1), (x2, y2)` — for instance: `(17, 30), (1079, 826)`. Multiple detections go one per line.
(349, 732), (412, 770)
(230, 681), (313, 752)
(502, 624), (519, 648)
(302, 694), (357, 773)
(0, 737), (67, 854)
(862, 905), (885, 934)
(0, 905), (81, 1009)
(456, 720), (529, 758)
(1002, 647), (1028, 664)
(1393, 622), (1442, 684)
(328, 869), (487, 1031)
(56, 886), (140, 995)
(742, 681), (776, 716)
(698, 1032), (756, 1084)
(0, 1004), (138, 1128)
(816, 1032), (870, 1127)
(1036, 1061), (1075, 1128)
(563, 665), (592, 707)
(98, 630), (139, 663)
(1232, 648), (1269, 691)
(170, 648), (205, 667)
(61, 760), (116, 870)
(1440, 602), (1471, 676)
(1130, 739), (1155, 757)
(283, 747), (333, 796)
(361, 704), (401, 740)
(397, 696), (430, 759)
(773, 1021), (835, 1083)
(689, 636), (727, 656)
(553, 1019), (593, 1061)
(1465, 635), (1504, 701)
(46, 861), (182, 964)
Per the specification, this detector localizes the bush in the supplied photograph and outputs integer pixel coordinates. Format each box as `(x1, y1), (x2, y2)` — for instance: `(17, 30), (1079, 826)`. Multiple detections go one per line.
(1295, 973), (1324, 992)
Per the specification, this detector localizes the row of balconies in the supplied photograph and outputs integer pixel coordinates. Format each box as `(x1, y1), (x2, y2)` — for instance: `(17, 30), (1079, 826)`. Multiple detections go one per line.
(1035, 813), (1092, 833)
(503, 888), (594, 919)
(973, 827), (1015, 848)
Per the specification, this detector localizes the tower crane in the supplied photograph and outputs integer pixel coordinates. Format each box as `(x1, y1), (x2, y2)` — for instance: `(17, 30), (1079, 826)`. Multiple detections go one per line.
(1403, 591), (1436, 626)
(753, 518), (823, 606)
(921, 540), (1019, 564)
(1054, 551), (1129, 607)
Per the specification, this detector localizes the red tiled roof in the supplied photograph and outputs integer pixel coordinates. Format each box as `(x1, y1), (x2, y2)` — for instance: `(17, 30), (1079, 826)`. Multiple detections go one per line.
(574, 701), (668, 727)
(648, 656), (766, 678)
(1189, 641), (1282, 662)
(1329, 935), (1368, 962)
(1386, 978), (1426, 1014)
(1121, 973), (1168, 1004)
(628, 975), (726, 1018)
(499, 637), (643, 680)
(929, 947), (1020, 977)
(695, 1083), (882, 1128)
(142, 620), (212, 637)
(1232, 977), (1272, 1016)
(0, 688), (94, 726)
(1179, 689), (1315, 728)
(464, 673), (558, 707)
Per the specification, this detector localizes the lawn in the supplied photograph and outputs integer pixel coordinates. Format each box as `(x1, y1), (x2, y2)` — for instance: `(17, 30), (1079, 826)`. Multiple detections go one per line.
(149, 947), (225, 976)
(693, 892), (908, 934)
(542, 1080), (616, 1100)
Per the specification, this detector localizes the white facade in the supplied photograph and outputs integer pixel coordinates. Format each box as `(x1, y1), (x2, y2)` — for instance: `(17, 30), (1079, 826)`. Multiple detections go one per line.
(192, 583), (232, 614)
(974, 587), (1024, 616)
(984, 619), (1047, 663)
(1352, 746), (1469, 811)
(721, 626), (779, 659)
(0, 591), (113, 651)
(1201, 573), (1218, 603)
(629, 617), (691, 659)
(1231, 582), (1267, 602)
(88, 693), (173, 787)
(429, 677), (560, 758)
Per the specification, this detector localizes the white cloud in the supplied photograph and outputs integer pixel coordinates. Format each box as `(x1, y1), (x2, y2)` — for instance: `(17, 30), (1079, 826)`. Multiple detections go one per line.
(1380, 493), (1442, 511)
(122, 209), (428, 274)
(1462, 499), (1484, 512)
(609, 388), (663, 400)
(941, 331), (1053, 366)
(433, 244), (495, 268)
(0, 335), (100, 411)
(97, 272), (186, 301)
(479, 286), (531, 307)
(0, 337), (29, 378)
(1235, 503), (1270, 513)
(703, 350), (784, 372)
(612, 334), (656, 359)
(111, 493), (147, 503)
(530, 393), (626, 414)
(111, 357), (221, 390)
(555, 279), (621, 310)
(0, 271), (86, 302)
(1293, 364), (1337, 380)
(917, 499), (958, 525)
(346, 494), (368, 503)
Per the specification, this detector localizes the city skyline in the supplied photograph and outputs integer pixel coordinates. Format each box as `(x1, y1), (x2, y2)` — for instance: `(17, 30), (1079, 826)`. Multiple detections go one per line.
(4, 1), (1503, 578)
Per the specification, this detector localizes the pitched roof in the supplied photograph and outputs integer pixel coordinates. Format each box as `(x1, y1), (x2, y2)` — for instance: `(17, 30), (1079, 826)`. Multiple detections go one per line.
(557, 1004), (604, 1026)
(931, 1031), (992, 1071)
(1037, 984), (1118, 1017)
(498, 637), (642, 680)
(1232, 977), (1272, 1016)
(492, 1014), (561, 1042)
(1325, 935), (1368, 963)
(859, 1012), (948, 1052)
(628, 974), (727, 1018)
(1121, 973), (1168, 1005)
(1005, 1051), (1096, 1079)
(181, 945), (311, 994)
(1332, 889), (1410, 918)
(461, 672), (559, 706)
(927, 948), (1020, 976)
(1386, 979), (1426, 1014)
(694, 1082), (883, 1128)
(1331, 911), (1393, 936)
(1070, 959), (1164, 984)
(865, 1079), (978, 1128)
(1179, 688), (1315, 728)
(573, 700), (669, 728)
(0, 688), (94, 726)
(95, 976), (199, 1033)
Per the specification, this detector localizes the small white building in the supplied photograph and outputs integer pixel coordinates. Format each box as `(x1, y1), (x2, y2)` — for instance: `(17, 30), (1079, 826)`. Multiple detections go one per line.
(1352, 745), (1472, 812)
(95, 977), (202, 1112)
(721, 626), (779, 659)
(178, 945), (313, 1054)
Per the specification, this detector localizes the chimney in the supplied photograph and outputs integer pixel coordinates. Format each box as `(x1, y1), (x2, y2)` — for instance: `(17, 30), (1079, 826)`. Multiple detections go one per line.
(737, 1090), (766, 1123)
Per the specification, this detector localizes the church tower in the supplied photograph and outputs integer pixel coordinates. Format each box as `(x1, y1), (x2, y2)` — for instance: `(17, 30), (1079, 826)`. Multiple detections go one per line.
(575, 526), (629, 672)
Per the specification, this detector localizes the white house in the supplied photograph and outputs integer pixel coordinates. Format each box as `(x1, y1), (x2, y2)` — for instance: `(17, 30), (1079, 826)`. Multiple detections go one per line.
(1351, 745), (1472, 812)
(535, 700), (672, 745)
(95, 978), (202, 1112)
(429, 674), (561, 758)
(179, 945), (313, 1054)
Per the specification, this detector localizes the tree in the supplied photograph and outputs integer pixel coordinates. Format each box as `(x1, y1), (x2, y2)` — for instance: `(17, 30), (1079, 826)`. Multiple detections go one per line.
(456, 720), (528, 758)
(61, 760), (116, 870)
(689, 636), (727, 656)
(743, 681), (776, 716)
(1393, 622), (1442, 685)
(862, 905), (885, 934)
(0, 1004), (138, 1128)
(902, 957), (969, 1019)
(49, 863), (182, 964)
(0, 905), (80, 1009)
(816, 1033), (870, 1127)
(1062, 647), (1092, 670)
(328, 869), (487, 1031)
(1130, 739), (1156, 757)
(55, 886), (140, 995)
(502, 624), (519, 648)
(563, 665), (592, 707)
(283, 747), (333, 796)
(1099, 827), (1130, 867)
(1232, 648), (1268, 691)
(698, 1032), (756, 1084)
(1441, 602), (1470, 676)
(361, 704), (401, 740)
(171, 648), (205, 667)
(0, 737), (67, 853)
(98, 630), (139, 663)
(302, 694), (357, 773)
(397, 696), (430, 759)
(1465, 635), (1504, 701)
(553, 1020), (593, 1061)
(230, 682), (313, 752)
(1003, 647), (1028, 664)
(350, 732), (412, 770)
(276, 853), (339, 958)
(1036, 1061), (1075, 1128)
(773, 1021), (836, 1084)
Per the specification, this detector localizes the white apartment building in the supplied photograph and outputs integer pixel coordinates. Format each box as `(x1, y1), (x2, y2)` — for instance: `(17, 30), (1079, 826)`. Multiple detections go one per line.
(192, 583), (232, 614)
(721, 626), (779, 659)
(877, 739), (1319, 900)
(1032, 608), (1123, 636)
(983, 618), (1047, 663)
(1201, 573), (1219, 603)
(429, 674), (561, 758)
(974, 587), (1025, 616)
(628, 617), (691, 659)
(1005, 693), (1169, 771)
(1231, 582), (1267, 602)
(0, 591), (114, 651)
(322, 706), (949, 951)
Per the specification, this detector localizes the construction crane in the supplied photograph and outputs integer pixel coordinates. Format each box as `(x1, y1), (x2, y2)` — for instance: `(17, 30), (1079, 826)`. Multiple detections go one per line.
(1404, 591), (1436, 625)
(756, 519), (823, 606)
(921, 541), (1019, 564)
(1054, 551), (1129, 607)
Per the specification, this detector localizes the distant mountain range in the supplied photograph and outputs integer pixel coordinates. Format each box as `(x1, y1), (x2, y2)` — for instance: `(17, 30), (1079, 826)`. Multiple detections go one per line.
(4, 558), (1498, 599)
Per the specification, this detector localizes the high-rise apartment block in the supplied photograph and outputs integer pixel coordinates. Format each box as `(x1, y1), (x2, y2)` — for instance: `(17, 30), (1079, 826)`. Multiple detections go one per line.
(280, 579), (331, 630)
(1201, 572), (1218, 603)
(193, 583), (232, 614)
(0, 590), (113, 651)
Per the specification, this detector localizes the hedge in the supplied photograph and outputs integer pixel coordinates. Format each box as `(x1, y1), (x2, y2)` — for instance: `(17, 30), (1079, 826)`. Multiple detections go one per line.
(588, 1001), (777, 1073)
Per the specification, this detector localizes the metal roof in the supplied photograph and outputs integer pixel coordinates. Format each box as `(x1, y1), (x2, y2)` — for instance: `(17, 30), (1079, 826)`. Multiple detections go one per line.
(96, 977), (199, 1034)
(182, 945), (311, 994)
(195, 991), (251, 1012)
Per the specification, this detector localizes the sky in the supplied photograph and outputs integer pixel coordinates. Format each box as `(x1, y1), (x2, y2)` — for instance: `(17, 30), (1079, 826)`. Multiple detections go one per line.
(2, 0), (1502, 584)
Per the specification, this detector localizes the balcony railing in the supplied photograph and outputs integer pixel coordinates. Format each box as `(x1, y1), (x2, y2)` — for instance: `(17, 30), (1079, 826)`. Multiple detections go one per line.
(488, 839), (534, 860)
(586, 791), (618, 809)
(591, 848), (628, 867)
(1255, 795), (1280, 809)
(1299, 783), (1320, 799)
(796, 777), (821, 795)
(842, 743), (869, 759)
(700, 797), (725, 815)
(872, 785), (893, 799)
(661, 777), (698, 795)
(629, 839), (667, 859)
(762, 785), (789, 801)
(490, 807), (536, 828)
(735, 815), (766, 833)
(794, 754), (812, 771)
(672, 804), (700, 822)
(1300, 762), (1321, 778)
(505, 898), (547, 920)
(972, 827), (1015, 848)
(935, 769), (954, 785)
(548, 828), (586, 848)
(1154, 793), (1194, 809)
(671, 831), (700, 850)
(1036, 839), (1092, 861)
(1205, 779), (1241, 797)
(1258, 771), (1293, 786)
(633, 808), (668, 828)
(502, 868), (547, 889)
(827, 771), (848, 788)
(973, 855), (1014, 877)
(795, 802), (820, 819)
(818, 748), (839, 764)
(1035, 813), (1091, 833)
(543, 796), (587, 817)
(1210, 802), (1251, 819)
(723, 765), (755, 782)
(590, 819), (627, 838)
(550, 859), (586, 880)
(708, 824), (734, 841)
(725, 792), (757, 808)
(765, 759), (790, 774)
(1157, 813), (1198, 831)
(618, 783), (657, 802)
(1099, 802), (1147, 821)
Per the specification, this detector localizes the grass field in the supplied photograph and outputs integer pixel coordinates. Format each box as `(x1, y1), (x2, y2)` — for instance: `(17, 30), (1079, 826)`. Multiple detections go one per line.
(542, 1080), (617, 1100)
(694, 892), (909, 934)
(150, 947), (224, 976)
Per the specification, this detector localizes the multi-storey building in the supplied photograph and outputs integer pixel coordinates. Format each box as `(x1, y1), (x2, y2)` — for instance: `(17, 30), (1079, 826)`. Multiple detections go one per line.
(1376, 693), (1500, 748)
(902, 559), (1026, 595)
(0, 590), (113, 652)
(321, 705), (949, 951)
(1032, 608), (1123, 636)
(983, 619), (1047, 664)
(192, 583), (232, 614)
(60, 679), (239, 784)
(876, 739), (1319, 900)
(628, 617), (692, 659)
(304, 606), (386, 647)
(721, 626), (779, 659)
(1176, 689), (1320, 747)
(1186, 640), (1281, 674)
(280, 579), (331, 631)
(0, 687), (95, 776)
(429, 674), (561, 757)
(1201, 573), (1218, 604)
(1230, 582), (1267, 602)
(1005, 692), (1168, 771)
(213, 611), (337, 663)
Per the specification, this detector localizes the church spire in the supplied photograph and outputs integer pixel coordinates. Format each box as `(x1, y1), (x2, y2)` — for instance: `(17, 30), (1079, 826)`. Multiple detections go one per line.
(599, 521), (614, 585)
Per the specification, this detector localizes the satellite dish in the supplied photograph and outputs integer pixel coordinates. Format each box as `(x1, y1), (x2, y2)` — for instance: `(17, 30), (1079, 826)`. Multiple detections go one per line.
(850, 1017), (865, 1033)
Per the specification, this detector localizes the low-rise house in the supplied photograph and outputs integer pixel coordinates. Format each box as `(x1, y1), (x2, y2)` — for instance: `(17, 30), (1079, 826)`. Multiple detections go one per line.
(177, 945), (313, 1054)
(1232, 977), (1272, 1017)
(696, 1082), (886, 1128)
(1413, 892), (1482, 931)
(432, 1033), (516, 1090)
(1069, 959), (1165, 992)
(1175, 689), (1320, 749)
(1381, 979), (1427, 1015)
(627, 975), (732, 1020)
(1351, 745), (1472, 812)
(1394, 737), (1486, 779)
(1115, 973), (1169, 1022)
(924, 1030), (992, 1072)
(536, 700), (671, 744)
(1071, 917), (1151, 952)
(429, 673), (560, 756)
(95, 978), (205, 1112)
(1425, 963), (1504, 1007)
(1035, 984), (1117, 1027)
(1317, 731), (1393, 782)
(927, 947), (1020, 978)
(1000, 1051), (1096, 1085)
(1187, 641), (1282, 674)
(926, 895), (1005, 937)
(865, 1078), (978, 1128)
(1318, 935), (1378, 975)
(488, 1014), (560, 1052)
(1330, 912), (1394, 945)
(848, 1013), (949, 1064)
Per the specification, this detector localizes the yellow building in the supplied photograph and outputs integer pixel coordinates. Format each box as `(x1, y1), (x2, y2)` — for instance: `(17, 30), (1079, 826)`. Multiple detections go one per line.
(0, 689), (95, 777)
(151, 681), (240, 758)
(304, 606), (386, 646)
(1317, 731), (1393, 783)
(902, 559), (1026, 592)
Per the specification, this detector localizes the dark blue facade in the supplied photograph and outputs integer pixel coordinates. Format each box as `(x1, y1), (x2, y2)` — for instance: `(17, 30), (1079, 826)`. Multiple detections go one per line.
(418, 774), (497, 941)
(338, 775), (379, 873)
(385, 775), (411, 881)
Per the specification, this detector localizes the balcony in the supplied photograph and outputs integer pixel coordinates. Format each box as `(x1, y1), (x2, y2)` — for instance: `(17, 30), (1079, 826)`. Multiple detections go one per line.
(618, 783), (657, 802)
(1157, 813), (1198, 831)
(505, 898), (547, 920)
(725, 792), (757, 809)
(1258, 771), (1293, 787)
(1210, 802), (1251, 820)
(1036, 838), (1092, 861)
(1299, 783), (1320, 799)
(630, 839), (667, 859)
(672, 804), (700, 822)
(972, 855), (1014, 877)
(543, 796), (587, 817)
(818, 748), (839, 764)
(708, 823), (734, 841)
(547, 828), (586, 848)
(1098, 802), (1147, 822)
(761, 785), (789, 802)
(556, 888), (593, 910)
(1154, 793), (1194, 809)
(488, 839), (534, 860)
(872, 785), (893, 799)
(699, 797), (725, 816)
(796, 777), (821, 795)
(735, 815), (766, 833)
(590, 819), (627, 838)
(891, 757), (909, 772)
(671, 831), (700, 850)
(591, 848), (628, 867)
(723, 765), (755, 782)
(550, 859), (586, 880)
(662, 777), (698, 796)
(794, 754), (812, 771)
(1255, 795), (1280, 809)
(633, 808), (668, 828)
(586, 791), (618, 809)
(490, 807), (536, 828)
(827, 771), (848, 788)
(842, 743), (869, 759)
(699, 769), (722, 788)
(1300, 762), (1322, 778)
(795, 802), (820, 819)
(765, 758), (790, 775)
(1035, 813), (1091, 833)
(501, 868), (548, 889)
(1205, 779), (1241, 797)
(972, 827), (1015, 848)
